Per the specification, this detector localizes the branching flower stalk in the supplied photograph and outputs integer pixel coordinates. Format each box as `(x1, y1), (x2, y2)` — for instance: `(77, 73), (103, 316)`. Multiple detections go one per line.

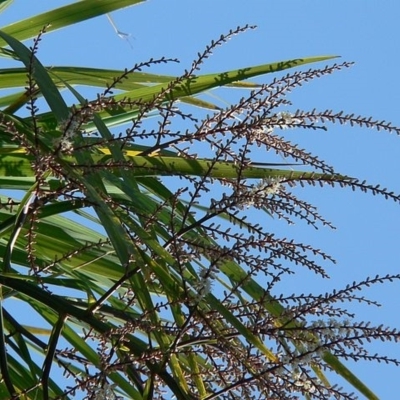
(0, 20), (399, 400)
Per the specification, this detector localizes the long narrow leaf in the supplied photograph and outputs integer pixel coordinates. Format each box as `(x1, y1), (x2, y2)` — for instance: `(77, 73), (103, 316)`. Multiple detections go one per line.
(0, 0), (145, 47)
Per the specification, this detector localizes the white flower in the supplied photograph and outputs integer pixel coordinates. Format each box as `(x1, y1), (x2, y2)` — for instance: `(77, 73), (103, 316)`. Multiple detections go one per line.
(251, 177), (283, 196)
(60, 138), (74, 153)
(277, 111), (301, 128)
(192, 267), (218, 302)
(93, 383), (117, 400)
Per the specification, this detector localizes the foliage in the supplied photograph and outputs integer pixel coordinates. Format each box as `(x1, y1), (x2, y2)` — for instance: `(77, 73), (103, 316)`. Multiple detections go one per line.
(0, 1), (399, 399)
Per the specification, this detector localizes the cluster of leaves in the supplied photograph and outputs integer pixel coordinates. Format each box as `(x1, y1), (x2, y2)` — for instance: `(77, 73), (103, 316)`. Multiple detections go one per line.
(0, 1), (399, 400)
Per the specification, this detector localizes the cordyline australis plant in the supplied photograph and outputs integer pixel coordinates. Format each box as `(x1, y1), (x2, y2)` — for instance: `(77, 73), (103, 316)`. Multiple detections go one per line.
(0, 4), (399, 400)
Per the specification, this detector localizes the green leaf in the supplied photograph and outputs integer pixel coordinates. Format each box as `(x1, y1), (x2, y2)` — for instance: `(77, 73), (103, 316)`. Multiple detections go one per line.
(0, 30), (69, 122)
(0, 0), (146, 47)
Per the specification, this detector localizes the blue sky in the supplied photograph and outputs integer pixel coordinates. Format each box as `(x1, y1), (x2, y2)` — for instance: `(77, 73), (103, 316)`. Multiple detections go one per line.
(2, 1), (400, 398)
